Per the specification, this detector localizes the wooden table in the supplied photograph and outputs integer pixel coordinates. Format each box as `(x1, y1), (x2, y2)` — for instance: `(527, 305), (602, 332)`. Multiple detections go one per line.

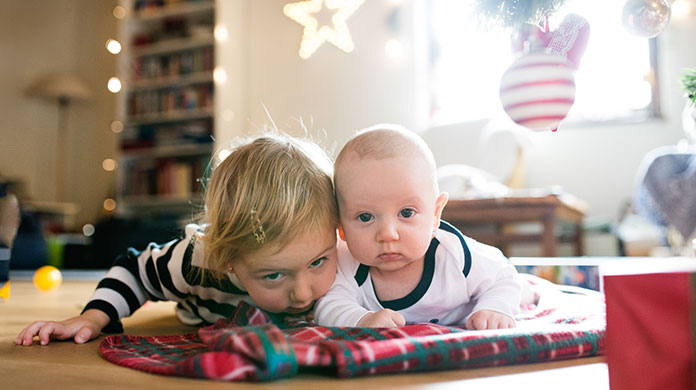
(441, 193), (588, 257)
(0, 279), (607, 389)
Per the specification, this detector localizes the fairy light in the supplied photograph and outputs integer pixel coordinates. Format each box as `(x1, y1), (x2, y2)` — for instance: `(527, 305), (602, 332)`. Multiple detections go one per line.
(113, 5), (126, 19)
(213, 66), (227, 84)
(111, 120), (123, 133)
(82, 224), (95, 237)
(214, 25), (229, 42)
(102, 158), (118, 172)
(103, 198), (117, 212)
(106, 39), (122, 54)
(284, 0), (364, 59)
(107, 77), (121, 93)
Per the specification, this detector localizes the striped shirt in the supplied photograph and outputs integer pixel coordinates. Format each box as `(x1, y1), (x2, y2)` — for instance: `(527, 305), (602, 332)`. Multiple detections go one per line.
(82, 224), (255, 332)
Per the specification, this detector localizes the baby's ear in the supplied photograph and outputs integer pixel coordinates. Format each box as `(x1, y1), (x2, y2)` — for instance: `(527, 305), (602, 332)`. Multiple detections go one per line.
(338, 225), (346, 241)
(434, 192), (449, 224)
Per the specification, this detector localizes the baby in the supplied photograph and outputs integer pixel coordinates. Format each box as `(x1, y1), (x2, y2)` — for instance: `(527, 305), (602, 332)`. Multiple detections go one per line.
(314, 124), (521, 329)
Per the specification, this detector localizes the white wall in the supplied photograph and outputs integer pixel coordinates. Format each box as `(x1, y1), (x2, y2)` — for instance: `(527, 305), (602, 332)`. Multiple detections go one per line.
(0, 0), (118, 225)
(217, 0), (696, 228)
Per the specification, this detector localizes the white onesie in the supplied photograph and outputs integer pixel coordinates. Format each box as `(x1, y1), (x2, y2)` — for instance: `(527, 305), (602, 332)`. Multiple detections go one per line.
(314, 221), (522, 326)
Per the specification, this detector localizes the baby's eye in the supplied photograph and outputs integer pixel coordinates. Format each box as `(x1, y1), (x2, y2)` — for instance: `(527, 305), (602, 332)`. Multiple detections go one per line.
(310, 257), (326, 268)
(263, 272), (282, 281)
(400, 208), (415, 218)
(358, 213), (373, 222)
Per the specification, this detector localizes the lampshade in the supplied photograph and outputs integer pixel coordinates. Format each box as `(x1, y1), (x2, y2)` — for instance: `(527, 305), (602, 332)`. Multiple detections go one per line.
(25, 73), (91, 102)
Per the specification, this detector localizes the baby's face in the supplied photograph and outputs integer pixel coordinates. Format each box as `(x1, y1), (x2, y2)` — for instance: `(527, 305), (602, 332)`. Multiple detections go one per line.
(230, 227), (338, 314)
(336, 155), (444, 272)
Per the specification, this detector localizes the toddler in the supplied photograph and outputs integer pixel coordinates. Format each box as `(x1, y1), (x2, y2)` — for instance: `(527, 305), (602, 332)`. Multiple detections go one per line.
(17, 132), (340, 345)
(314, 124), (521, 329)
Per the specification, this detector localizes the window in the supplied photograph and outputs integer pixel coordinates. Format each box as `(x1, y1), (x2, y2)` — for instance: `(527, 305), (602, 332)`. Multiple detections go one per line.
(426, 0), (659, 127)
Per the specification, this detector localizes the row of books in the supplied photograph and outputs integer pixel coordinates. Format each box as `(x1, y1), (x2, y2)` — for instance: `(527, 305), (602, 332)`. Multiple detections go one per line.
(127, 83), (213, 118)
(120, 118), (213, 151)
(133, 0), (206, 11)
(132, 46), (214, 80)
(120, 156), (210, 197)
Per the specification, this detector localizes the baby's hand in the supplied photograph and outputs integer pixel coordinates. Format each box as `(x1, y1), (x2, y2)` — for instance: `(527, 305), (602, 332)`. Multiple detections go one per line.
(15, 309), (110, 346)
(465, 309), (515, 330)
(357, 309), (406, 328)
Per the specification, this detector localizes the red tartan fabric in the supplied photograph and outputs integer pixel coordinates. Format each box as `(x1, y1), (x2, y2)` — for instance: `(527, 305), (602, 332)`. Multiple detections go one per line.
(100, 275), (606, 381)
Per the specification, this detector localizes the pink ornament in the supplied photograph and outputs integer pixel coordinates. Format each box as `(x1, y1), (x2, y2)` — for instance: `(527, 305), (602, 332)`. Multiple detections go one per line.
(500, 13), (590, 132)
(499, 52), (576, 132)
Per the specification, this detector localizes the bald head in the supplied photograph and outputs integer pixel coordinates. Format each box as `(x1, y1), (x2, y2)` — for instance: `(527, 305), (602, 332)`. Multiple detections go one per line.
(336, 124), (437, 172)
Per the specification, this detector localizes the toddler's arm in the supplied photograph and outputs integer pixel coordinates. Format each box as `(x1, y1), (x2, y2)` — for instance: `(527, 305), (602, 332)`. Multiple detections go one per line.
(15, 309), (110, 346)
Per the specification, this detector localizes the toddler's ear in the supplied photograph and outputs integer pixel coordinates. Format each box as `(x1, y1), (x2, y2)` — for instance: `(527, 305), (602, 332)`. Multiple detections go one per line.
(338, 225), (346, 241)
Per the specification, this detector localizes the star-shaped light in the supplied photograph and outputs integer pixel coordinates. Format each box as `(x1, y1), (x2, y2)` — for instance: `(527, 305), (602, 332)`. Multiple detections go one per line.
(284, 0), (364, 59)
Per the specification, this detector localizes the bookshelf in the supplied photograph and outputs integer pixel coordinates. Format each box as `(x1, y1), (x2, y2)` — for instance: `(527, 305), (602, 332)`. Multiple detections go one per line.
(116, 0), (215, 218)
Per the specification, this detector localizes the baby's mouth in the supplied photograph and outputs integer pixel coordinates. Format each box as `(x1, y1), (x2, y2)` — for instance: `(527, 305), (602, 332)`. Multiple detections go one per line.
(378, 252), (401, 261)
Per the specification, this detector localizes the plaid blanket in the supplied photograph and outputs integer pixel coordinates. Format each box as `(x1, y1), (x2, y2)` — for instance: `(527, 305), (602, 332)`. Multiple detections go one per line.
(100, 275), (605, 381)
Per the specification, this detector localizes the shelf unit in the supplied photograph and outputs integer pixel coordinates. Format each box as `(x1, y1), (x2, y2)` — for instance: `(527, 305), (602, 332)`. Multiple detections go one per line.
(116, 0), (215, 218)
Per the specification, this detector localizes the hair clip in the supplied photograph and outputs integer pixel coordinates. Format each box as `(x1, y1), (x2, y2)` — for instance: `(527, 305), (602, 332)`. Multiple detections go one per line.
(250, 209), (266, 244)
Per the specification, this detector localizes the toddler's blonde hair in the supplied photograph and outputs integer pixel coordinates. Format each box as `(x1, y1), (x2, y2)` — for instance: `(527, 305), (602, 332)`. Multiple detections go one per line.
(200, 133), (338, 275)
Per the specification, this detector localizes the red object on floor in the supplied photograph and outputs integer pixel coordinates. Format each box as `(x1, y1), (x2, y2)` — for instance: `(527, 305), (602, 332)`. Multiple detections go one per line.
(604, 270), (694, 390)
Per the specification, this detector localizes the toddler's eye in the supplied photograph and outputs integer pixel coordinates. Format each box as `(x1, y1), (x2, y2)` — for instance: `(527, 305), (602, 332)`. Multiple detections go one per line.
(263, 272), (282, 281)
(358, 213), (373, 222)
(310, 258), (326, 268)
(400, 208), (415, 218)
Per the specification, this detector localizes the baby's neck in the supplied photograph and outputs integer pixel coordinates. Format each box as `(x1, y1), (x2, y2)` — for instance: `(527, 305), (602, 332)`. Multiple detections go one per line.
(370, 257), (425, 302)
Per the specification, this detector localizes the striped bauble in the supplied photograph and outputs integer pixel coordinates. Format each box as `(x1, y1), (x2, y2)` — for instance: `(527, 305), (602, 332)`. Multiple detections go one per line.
(499, 52), (576, 132)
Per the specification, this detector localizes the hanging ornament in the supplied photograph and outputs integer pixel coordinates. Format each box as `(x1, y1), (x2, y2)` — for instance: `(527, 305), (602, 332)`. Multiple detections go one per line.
(499, 14), (590, 132)
(499, 52), (576, 132)
(622, 0), (671, 38)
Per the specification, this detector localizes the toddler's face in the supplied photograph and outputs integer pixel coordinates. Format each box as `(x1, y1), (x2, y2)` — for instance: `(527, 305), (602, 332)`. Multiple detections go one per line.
(230, 227), (338, 314)
(336, 155), (446, 272)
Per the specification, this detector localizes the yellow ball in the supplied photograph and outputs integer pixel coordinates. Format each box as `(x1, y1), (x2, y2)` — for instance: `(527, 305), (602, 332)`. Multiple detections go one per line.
(33, 265), (62, 292)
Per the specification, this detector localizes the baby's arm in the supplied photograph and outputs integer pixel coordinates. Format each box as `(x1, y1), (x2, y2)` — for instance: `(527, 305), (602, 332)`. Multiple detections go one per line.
(465, 240), (522, 330)
(16, 309), (110, 346)
(465, 309), (515, 330)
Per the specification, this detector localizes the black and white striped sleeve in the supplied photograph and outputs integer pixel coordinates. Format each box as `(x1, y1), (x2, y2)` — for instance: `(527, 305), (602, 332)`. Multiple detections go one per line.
(82, 228), (197, 333)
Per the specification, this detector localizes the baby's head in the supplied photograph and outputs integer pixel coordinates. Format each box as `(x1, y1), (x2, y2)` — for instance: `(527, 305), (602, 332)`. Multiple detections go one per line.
(334, 124), (448, 270)
(202, 133), (339, 314)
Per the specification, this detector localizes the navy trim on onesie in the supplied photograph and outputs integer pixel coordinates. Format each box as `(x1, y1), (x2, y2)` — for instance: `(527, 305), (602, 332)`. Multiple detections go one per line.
(439, 220), (471, 277)
(376, 237), (438, 311)
(354, 263), (369, 286)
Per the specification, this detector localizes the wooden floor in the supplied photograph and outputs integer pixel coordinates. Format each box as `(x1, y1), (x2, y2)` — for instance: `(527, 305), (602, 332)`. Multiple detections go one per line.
(0, 279), (609, 389)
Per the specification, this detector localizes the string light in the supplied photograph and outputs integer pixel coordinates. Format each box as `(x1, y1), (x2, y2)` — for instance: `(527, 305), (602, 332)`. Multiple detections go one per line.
(82, 224), (95, 237)
(214, 25), (229, 42)
(107, 77), (121, 93)
(111, 120), (123, 133)
(103, 198), (116, 212)
(106, 39), (122, 54)
(213, 67), (227, 84)
(113, 5), (126, 19)
(284, 0), (365, 59)
(102, 158), (118, 172)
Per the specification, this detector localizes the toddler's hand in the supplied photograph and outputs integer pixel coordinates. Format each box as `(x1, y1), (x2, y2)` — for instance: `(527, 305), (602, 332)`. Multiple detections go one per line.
(465, 309), (515, 330)
(357, 309), (406, 328)
(15, 309), (110, 346)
